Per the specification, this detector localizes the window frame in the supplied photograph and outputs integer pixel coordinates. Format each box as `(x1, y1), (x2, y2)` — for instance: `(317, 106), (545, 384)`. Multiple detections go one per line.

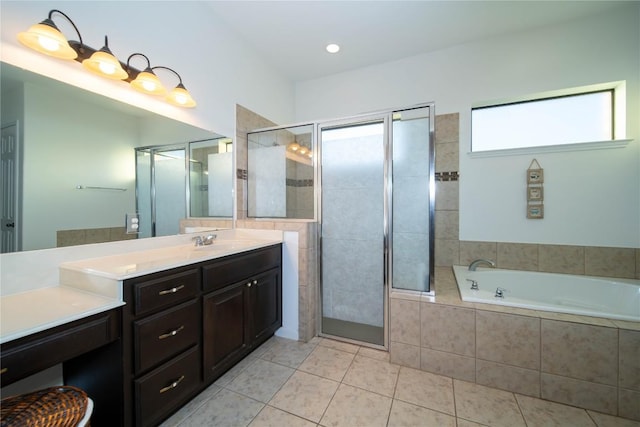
(470, 81), (628, 155)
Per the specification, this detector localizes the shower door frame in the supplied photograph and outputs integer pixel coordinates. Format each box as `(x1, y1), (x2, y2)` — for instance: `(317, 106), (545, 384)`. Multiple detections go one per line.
(316, 112), (392, 350)
(316, 102), (436, 350)
(135, 143), (189, 238)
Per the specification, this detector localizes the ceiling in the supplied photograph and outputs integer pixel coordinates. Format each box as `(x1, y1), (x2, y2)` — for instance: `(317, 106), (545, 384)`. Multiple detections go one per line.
(204, 1), (624, 82)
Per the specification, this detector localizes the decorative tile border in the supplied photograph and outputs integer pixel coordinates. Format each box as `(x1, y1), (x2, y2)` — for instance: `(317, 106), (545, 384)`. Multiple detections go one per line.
(435, 171), (459, 182)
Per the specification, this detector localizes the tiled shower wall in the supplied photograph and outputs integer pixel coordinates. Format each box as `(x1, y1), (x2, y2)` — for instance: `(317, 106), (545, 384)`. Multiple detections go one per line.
(235, 105), (318, 342)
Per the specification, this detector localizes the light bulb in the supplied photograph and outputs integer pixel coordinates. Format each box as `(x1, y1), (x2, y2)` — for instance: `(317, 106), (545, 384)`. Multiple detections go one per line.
(142, 81), (156, 91)
(38, 36), (60, 52)
(174, 93), (188, 104)
(99, 61), (116, 75)
(299, 148), (308, 155)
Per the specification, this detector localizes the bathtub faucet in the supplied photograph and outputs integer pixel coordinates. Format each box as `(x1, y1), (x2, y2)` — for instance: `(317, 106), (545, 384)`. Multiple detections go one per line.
(468, 258), (496, 271)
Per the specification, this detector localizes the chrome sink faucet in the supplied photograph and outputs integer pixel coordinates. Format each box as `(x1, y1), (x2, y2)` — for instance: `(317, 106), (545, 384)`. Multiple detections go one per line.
(193, 234), (217, 246)
(468, 258), (496, 271)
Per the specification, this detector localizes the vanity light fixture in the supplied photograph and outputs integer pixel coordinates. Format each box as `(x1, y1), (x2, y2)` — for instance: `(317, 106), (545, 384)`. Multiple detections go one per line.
(82, 36), (128, 80)
(128, 53), (166, 95)
(17, 9), (196, 108)
(153, 66), (197, 108)
(17, 9), (79, 59)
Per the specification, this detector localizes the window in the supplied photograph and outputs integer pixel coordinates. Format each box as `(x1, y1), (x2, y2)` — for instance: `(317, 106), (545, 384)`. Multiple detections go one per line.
(471, 83), (624, 153)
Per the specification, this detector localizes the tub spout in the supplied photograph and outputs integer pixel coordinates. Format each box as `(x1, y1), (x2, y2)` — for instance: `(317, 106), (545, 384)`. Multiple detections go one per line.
(468, 258), (496, 271)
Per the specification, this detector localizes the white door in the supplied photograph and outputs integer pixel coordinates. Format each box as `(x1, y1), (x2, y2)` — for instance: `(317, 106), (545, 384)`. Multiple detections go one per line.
(1, 123), (20, 253)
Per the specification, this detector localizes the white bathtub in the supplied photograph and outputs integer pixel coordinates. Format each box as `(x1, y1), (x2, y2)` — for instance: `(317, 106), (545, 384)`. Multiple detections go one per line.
(452, 265), (640, 322)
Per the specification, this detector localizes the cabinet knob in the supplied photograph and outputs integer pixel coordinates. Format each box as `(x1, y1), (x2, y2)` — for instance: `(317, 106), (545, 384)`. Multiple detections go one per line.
(247, 282), (252, 287)
(253, 280), (258, 285)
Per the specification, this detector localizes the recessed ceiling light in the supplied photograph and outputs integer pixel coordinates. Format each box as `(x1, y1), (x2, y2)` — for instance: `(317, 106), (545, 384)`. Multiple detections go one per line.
(326, 43), (340, 54)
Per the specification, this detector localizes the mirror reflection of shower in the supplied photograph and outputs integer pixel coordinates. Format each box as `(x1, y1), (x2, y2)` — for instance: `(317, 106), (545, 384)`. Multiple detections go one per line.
(135, 137), (233, 238)
(247, 124), (314, 219)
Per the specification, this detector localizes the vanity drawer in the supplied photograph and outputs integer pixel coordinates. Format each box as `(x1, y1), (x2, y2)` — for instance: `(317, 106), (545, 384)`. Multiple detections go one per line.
(202, 245), (281, 293)
(134, 299), (199, 374)
(134, 345), (200, 427)
(133, 268), (199, 316)
(0, 310), (120, 386)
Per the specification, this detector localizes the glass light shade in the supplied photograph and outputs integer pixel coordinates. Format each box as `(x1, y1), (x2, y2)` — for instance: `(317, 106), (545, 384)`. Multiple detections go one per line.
(166, 84), (196, 108)
(288, 143), (301, 152)
(82, 50), (128, 80)
(131, 69), (166, 95)
(17, 22), (77, 59)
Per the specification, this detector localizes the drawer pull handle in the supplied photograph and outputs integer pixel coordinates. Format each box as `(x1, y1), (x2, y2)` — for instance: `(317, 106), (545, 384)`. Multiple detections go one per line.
(159, 375), (185, 394)
(158, 325), (185, 340)
(158, 285), (185, 296)
(0, 367), (7, 375)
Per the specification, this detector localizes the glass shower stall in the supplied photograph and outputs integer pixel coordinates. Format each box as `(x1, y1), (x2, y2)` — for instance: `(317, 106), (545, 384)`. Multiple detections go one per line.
(319, 104), (434, 348)
(246, 103), (434, 348)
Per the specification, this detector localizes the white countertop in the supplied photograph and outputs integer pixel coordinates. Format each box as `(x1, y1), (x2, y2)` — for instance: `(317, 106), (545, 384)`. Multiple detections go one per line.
(59, 238), (282, 280)
(0, 286), (124, 344)
(1, 230), (284, 345)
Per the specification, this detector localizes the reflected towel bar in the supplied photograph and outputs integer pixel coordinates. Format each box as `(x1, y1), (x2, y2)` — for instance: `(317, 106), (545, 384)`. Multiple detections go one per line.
(76, 185), (127, 191)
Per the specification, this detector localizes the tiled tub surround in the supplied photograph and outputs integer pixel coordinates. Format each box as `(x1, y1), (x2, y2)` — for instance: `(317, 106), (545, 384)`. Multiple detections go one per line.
(390, 267), (640, 421)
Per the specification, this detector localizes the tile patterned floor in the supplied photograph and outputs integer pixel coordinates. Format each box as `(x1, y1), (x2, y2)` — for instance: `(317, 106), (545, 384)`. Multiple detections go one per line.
(160, 336), (640, 427)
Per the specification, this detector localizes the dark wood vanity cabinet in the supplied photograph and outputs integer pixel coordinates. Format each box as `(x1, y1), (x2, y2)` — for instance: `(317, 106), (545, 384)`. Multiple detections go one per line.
(120, 244), (282, 427)
(122, 266), (202, 427)
(1, 309), (123, 427)
(202, 246), (282, 382)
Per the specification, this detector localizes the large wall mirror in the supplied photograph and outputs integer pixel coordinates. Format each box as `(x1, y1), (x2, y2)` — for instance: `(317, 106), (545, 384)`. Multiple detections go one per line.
(0, 62), (232, 252)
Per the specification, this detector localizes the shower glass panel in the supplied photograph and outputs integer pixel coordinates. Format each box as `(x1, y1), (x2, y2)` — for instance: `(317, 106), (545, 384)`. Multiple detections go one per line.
(135, 149), (152, 238)
(189, 138), (233, 217)
(154, 148), (187, 236)
(247, 124), (314, 219)
(135, 146), (187, 238)
(320, 119), (386, 346)
(391, 106), (434, 292)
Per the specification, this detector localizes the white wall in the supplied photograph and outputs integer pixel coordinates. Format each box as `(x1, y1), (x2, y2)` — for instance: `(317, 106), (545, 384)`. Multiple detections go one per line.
(0, 1), (296, 139)
(22, 82), (138, 250)
(295, 4), (640, 248)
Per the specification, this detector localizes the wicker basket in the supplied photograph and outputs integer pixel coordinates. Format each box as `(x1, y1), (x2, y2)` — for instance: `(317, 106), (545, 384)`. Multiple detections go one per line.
(0, 386), (89, 427)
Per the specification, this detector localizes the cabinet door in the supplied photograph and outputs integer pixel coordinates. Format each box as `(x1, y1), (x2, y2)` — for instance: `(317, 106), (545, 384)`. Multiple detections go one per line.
(249, 268), (282, 345)
(202, 281), (249, 381)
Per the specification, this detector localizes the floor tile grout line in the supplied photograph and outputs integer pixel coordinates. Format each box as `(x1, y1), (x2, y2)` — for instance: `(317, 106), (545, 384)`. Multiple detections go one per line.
(511, 391), (530, 427)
